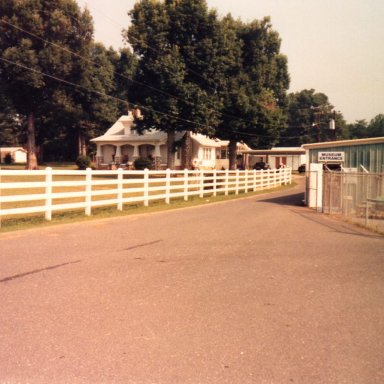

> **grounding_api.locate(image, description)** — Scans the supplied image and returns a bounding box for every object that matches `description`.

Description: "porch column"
[154,144,162,170]
[96,144,103,168]
[132,144,139,159]
[115,145,122,164]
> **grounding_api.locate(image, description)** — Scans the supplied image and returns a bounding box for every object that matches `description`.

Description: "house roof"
[303,137,384,149]
[91,115,252,150]
[0,147,27,153]
[190,133,223,148]
[243,147,305,155]
[92,129,169,143]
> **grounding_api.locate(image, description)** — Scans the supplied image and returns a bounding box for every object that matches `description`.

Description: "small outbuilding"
[0,147,27,164]
[242,147,306,171]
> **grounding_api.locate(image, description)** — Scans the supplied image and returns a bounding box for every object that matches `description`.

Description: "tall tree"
[280,89,347,146]
[214,16,289,168]
[126,0,221,168]
[347,120,368,139]
[0,0,93,168]
[74,42,121,157]
[126,2,289,169]
[367,114,384,138]
[109,47,138,114]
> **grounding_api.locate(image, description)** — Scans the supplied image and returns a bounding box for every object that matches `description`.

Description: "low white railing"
[0,167,292,221]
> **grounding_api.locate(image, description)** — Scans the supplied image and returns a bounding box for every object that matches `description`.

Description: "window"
[203,147,211,160]
[220,149,228,159]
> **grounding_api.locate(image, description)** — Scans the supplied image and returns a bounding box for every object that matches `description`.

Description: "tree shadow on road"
[258,192,305,207]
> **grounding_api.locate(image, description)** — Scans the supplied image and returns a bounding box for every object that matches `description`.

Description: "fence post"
[144,168,149,207]
[235,169,239,195]
[253,169,257,191]
[117,168,123,211]
[85,167,92,216]
[244,170,248,193]
[165,168,171,204]
[213,169,217,197]
[199,169,204,198]
[365,174,369,227]
[184,169,189,201]
[45,167,53,221]
[225,169,229,196]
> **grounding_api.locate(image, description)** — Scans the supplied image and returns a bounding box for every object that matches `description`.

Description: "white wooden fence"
[0,167,292,221]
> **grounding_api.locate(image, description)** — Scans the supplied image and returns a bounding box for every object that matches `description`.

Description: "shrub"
[4,153,14,165]
[75,155,92,170]
[133,157,153,170]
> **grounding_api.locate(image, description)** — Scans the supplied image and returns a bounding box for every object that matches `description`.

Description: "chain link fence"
[322,171,384,234]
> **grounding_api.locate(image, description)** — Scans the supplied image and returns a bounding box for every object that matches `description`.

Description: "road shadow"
[258,192,305,207]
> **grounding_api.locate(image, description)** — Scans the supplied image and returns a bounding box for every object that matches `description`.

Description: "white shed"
[0,147,27,164]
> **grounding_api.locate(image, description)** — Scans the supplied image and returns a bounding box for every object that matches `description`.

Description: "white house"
[0,147,27,164]
[242,147,306,171]
[91,113,250,170]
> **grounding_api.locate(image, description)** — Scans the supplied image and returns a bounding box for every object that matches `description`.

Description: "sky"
[78,0,384,123]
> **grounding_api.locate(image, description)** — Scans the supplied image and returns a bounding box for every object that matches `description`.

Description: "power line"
[0,17,314,142]
[1,54,323,143]
[80,0,219,90]
[0,19,196,108]
[0,56,214,132]
[0,17,268,129]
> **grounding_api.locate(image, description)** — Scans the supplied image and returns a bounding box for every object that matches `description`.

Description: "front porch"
[94,143,180,170]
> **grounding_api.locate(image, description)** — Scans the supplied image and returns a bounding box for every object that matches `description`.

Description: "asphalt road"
[1,178,383,384]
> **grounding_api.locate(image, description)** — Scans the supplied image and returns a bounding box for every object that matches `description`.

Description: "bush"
[133,157,153,170]
[75,155,92,170]
[4,153,14,165]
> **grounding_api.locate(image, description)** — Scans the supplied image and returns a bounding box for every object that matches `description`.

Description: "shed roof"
[0,147,27,153]
[303,137,384,149]
[243,147,305,156]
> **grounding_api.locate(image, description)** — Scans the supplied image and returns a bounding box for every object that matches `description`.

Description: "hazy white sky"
[78,0,384,123]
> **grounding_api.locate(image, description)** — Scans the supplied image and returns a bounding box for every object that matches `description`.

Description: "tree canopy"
[126,0,290,168]
[0,0,381,168]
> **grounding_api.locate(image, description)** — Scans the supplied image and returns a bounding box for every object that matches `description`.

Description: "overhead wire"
[0,56,214,132]
[0,16,322,141]
[1,17,277,134]
[80,0,220,91]
[0,55,322,141]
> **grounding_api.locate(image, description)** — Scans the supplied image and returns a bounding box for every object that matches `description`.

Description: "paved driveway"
[1,179,383,383]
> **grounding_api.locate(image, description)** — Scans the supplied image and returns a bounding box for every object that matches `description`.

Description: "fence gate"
[322,172,343,214]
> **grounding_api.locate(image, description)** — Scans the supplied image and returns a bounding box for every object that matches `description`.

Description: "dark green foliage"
[126,1,290,169]
[213,16,289,166]
[367,114,384,137]
[345,115,384,140]
[75,155,92,170]
[347,120,368,139]
[133,157,153,170]
[4,153,13,164]
[280,89,347,146]
[0,0,94,168]
[0,1,137,165]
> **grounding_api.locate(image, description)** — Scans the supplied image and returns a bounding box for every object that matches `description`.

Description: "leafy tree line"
[0,0,382,169]
[280,89,383,146]
[0,0,136,168]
